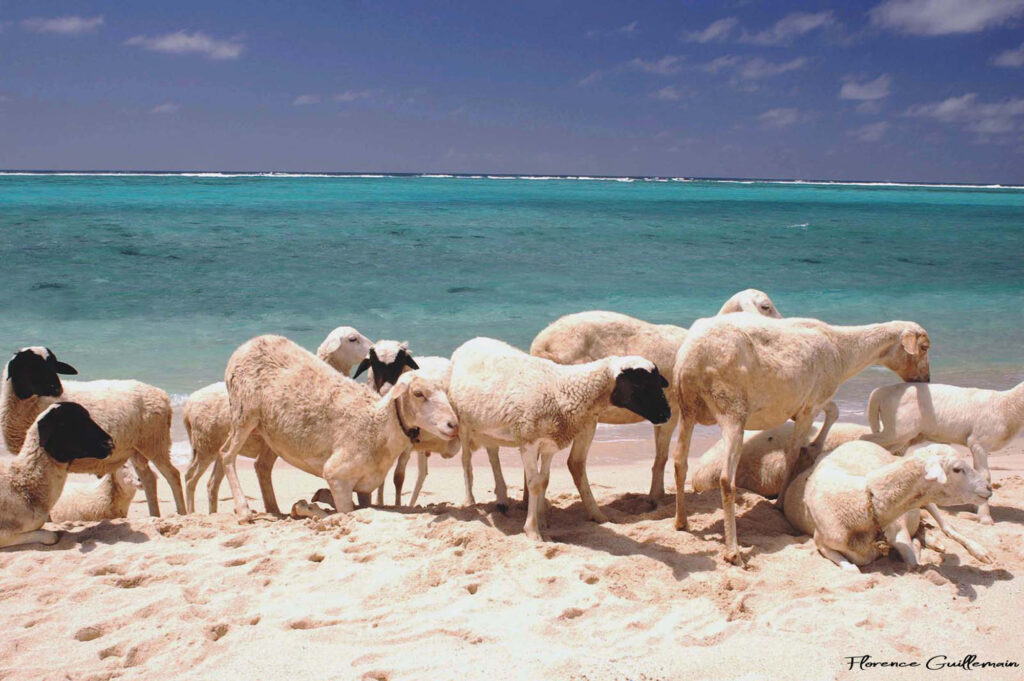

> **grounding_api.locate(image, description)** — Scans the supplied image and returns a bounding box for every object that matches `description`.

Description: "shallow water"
[1,174,1021,449]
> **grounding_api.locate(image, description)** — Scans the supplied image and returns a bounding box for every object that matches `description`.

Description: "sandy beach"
[2,433,1022,681]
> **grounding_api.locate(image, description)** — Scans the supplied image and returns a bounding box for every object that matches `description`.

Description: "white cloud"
[849,121,891,141]
[626,55,684,75]
[650,85,690,101]
[333,90,373,102]
[740,11,834,45]
[758,108,802,128]
[993,42,1024,67]
[700,55,742,73]
[577,70,604,87]
[738,56,808,80]
[586,21,639,39]
[905,93,1024,134]
[840,74,893,101]
[870,0,1024,35]
[149,102,181,115]
[680,17,738,43]
[292,94,321,106]
[21,15,103,35]
[126,31,245,60]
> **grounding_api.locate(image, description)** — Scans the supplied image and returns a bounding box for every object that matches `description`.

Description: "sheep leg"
[132,454,161,517]
[374,483,385,506]
[147,454,186,515]
[918,524,948,554]
[672,418,695,531]
[356,492,371,508]
[219,420,258,521]
[889,523,920,567]
[183,448,212,514]
[923,503,991,563]
[719,419,746,565]
[967,440,993,525]
[814,536,860,573]
[460,444,476,506]
[649,411,679,503]
[537,446,555,530]
[328,478,357,514]
[774,412,814,512]
[409,451,429,507]
[393,447,412,506]
[486,447,509,511]
[206,457,225,513]
[253,449,281,515]
[1,529,60,548]
[804,401,839,458]
[567,420,607,523]
[520,442,547,541]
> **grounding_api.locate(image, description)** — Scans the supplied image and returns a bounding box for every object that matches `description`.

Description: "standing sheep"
[672,316,931,564]
[783,441,991,571]
[865,380,1024,524]
[529,289,781,502]
[1,402,114,548]
[219,335,458,520]
[1,348,181,516]
[448,337,671,539]
[183,326,372,513]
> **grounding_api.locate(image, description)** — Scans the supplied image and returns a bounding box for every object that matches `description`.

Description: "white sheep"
[691,422,872,497]
[865,380,1024,525]
[49,464,141,522]
[529,289,781,502]
[672,315,931,564]
[782,441,992,571]
[218,335,459,520]
[182,326,372,513]
[1,402,114,548]
[448,337,671,539]
[1,347,181,516]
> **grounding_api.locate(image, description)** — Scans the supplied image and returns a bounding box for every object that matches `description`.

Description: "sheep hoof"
[235,509,256,525]
[723,550,746,567]
[673,517,688,531]
[41,530,60,546]
[979,515,994,526]
[590,512,610,524]
[523,526,545,541]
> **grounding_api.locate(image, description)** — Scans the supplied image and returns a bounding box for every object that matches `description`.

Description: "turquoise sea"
[1,173,1022,451]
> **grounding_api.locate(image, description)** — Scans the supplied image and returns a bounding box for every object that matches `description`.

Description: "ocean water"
[1,173,1022,450]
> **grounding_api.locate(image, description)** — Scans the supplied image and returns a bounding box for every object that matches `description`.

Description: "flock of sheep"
[2,288,1021,575]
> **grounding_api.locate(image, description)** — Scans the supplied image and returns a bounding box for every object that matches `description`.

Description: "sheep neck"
[393,398,420,444]
[317,350,353,376]
[827,322,904,384]
[0,379,49,454]
[863,457,930,529]
[9,429,69,509]
[552,361,615,432]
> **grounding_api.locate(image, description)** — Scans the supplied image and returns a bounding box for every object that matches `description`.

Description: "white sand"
[1,437,1023,681]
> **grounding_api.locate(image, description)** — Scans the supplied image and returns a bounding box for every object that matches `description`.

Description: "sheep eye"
[348,336,358,342]
[952,463,964,473]
[413,390,425,399]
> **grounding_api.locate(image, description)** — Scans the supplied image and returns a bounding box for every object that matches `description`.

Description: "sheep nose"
[445,421,459,436]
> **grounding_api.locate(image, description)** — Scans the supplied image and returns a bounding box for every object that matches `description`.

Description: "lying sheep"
[866,380,1024,525]
[219,335,459,520]
[183,326,372,513]
[1,402,114,548]
[49,464,141,522]
[529,289,781,503]
[673,315,931,564]
[448,337,671,539]
[782,441,992,571]
[691,422,872,497]
[1,347,181,516]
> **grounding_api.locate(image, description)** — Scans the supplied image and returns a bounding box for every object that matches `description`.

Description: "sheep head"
[608,356,671,425]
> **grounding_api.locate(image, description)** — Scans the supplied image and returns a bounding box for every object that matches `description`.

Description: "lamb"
[672,315,931,564]
[865,380,1024,525]
[529,289,781,502]
[1,402,114,548]
[49,464,140,522]
[1,347,181,516]
[782,441,992,571]
[183,326,372,513]
[218,335,459,520]
[448,337,671,539]
[691,422,872,497]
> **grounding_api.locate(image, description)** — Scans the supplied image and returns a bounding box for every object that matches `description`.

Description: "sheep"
[1,402,114,548]
[865,380,1024,525]
[353,340,419,394]
[182,326,372,513]
[49,464,140,522]
[448,337,671,539]
[782,441,992,572]
[218,335,459,521]
[672,315,931,564]
[1,347,181,516]
[529,289,781,503]
[691,422,872,497]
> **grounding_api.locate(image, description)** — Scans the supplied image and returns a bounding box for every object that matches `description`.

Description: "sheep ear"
[353,358,371,378]
[321,337,343,356]
[924,457,947,484]
[901,331,920,355]
[655,370,669,388]
[388,377,409,401]
[404,354,419,370]
[55,360,77,375]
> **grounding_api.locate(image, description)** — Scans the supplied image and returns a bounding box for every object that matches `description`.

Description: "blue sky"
[1,0,1023,182]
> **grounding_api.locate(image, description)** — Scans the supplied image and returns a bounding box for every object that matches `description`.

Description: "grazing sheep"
[672,316,931,564]
[529,289,781,502]
[1,402,114,548]
[691,422,872,497]
[1,347,181,516]
[49,464,140,522]
[219,335,459,520]
[865,380,1024,525]
[183,326,372,513]
[448,337,671,539]
[783,441,992,571]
